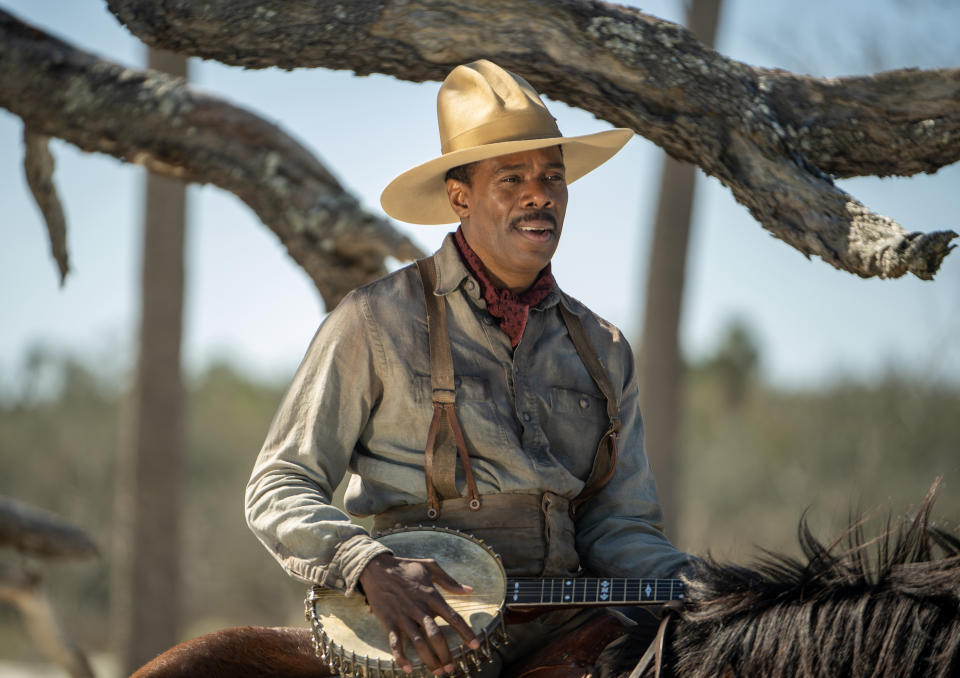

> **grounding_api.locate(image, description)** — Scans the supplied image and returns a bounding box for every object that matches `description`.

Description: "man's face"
[446,146,568,292]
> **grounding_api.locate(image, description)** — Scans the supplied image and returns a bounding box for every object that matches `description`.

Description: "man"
[246,60,690,676]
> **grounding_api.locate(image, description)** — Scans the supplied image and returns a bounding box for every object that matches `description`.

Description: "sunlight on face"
[446,146,568,293]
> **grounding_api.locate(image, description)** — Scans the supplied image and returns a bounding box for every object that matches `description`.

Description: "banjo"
[305,526,684,678]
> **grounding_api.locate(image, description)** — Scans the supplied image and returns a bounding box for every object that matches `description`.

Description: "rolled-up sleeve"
[244,288,392,594]
[574,338,692,579]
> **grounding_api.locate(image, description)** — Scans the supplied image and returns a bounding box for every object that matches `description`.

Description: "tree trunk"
[111,47,188,676]
[639,0,722,541]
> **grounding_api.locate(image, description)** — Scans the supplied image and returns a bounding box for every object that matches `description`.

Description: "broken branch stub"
[23,130,69,286]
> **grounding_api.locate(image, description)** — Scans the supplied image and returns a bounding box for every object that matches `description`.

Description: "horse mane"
[668,484,960,678]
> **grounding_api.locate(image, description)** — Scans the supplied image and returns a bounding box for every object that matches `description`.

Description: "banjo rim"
[305,526,509,678]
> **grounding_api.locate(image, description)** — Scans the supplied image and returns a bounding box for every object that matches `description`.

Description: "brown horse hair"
[130,625,332,678]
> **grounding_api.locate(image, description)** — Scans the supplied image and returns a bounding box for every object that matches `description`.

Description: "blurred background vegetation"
[3,0,959,674]
[2,331,958,663]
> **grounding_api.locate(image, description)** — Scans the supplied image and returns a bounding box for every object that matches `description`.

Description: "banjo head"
[307,527,508,677]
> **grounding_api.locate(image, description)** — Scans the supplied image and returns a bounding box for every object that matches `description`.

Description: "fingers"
[388,629,414,675]
[422,561,480,650]
[394,614,455,676]
[424,559,474,594]
[390,608,468,675]
[422,614,456,673]
[363,556,478,673]
[429,595,481,651]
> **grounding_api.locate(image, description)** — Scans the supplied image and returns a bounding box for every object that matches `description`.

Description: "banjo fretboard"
[505,577,684,607]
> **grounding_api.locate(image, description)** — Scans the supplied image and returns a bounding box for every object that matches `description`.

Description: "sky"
[1,0,959,394]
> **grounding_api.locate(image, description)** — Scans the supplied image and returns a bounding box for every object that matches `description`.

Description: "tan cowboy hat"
[380,60,634,225]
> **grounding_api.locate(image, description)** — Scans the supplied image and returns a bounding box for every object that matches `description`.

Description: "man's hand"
[358,553,481,675]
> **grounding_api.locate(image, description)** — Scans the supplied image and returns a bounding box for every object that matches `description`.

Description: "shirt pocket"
[547,387,609,479]
[414,374,491,403]
[413,374,509,460]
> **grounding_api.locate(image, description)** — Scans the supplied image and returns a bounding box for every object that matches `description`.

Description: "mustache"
[510,210,557,229]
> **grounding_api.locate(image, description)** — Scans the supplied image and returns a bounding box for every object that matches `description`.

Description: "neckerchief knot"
[454,227,554,347]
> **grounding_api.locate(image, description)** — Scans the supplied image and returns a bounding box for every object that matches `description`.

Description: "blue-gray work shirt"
[245,234,688,595]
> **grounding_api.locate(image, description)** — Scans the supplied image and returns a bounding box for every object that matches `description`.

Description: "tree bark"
[639,0,721,541]
[0,496,98,559]
[102,0,959,279]
[111,48,188,676]
[0,9,423,308]
[22,131,69,286]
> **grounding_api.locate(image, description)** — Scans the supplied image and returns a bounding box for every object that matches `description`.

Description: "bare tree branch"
[0,497,97,676]
[0,496,98,560]
[768,69,960,179]
[23,130,69,286]
[0,565,95,678]
[104,0,958,279]
[0,9,424,306]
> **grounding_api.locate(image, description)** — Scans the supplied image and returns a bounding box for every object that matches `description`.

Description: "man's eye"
[501,176,519,183]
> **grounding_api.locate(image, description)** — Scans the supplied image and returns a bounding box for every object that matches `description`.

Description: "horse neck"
[131,626,333,678]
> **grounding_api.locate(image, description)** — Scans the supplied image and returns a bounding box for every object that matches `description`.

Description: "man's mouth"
[512,211,557,237]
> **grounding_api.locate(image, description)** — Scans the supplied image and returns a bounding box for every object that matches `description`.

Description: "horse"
[600,483,960,678]
[129,625,324,677]
[132,487,960,678]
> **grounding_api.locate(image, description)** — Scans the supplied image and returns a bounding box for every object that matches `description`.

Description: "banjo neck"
[505,576,684,608]
[308,529,688,678]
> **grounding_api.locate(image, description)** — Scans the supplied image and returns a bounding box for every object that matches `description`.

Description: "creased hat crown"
[438,60,561,154]
[381,60,633,225]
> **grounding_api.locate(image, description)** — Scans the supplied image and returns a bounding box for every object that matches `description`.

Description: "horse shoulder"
[131,626,333,678]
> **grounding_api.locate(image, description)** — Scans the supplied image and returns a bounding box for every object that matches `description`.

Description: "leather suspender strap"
[558,304,621,517]
[414,253,619,521]
[416,257,481,518]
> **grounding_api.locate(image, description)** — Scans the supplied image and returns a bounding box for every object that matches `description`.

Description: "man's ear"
[445,179,471,219]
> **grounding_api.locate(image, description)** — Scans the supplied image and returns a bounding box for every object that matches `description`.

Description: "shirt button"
[484,316,495,325]
[466,280,476,291]
[579,398,589,409]
[522,412,532,422]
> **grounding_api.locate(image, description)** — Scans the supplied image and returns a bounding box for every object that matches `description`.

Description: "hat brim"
[380,128,634,225]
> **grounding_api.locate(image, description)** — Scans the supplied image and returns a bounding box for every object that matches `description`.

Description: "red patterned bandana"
[454,227,555,347]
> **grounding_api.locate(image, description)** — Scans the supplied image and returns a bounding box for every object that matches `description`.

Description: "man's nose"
[521,181,553,208]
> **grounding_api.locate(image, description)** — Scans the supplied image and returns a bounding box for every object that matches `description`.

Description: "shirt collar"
[431,230,563,311]
[432,232,475,297]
